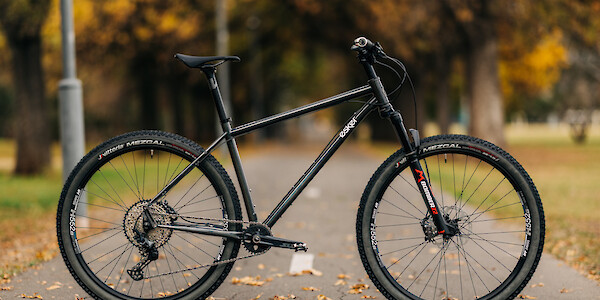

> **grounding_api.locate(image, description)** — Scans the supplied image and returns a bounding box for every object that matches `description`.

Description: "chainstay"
[142,208,268,279]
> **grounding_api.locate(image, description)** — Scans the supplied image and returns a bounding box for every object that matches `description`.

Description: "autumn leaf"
[20,293,43,299]
[337,273,351,279]
[559,288,571,293]
[361,296,376,299]
[289,268,323,277]
[351,283,369,290]
[0,286,12,290]
[334,279,347,286]
[231,276,265,286]
[251,293,263,300]
[301,286,320,291]
[530,282,544,288]
[517,295,536,299]
[45,282,63,291]
[317,295,332,300]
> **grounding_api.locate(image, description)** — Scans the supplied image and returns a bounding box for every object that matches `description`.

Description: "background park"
[0,0,599,298]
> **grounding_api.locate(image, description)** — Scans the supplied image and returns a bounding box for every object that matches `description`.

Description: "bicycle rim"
[362,138,542,299]
[64,144,234,299]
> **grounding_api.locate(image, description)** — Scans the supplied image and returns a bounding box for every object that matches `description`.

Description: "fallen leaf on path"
[351,283,369,290]
[317,295,332,300]
[288,268,322,277]
[559,288,571,293]
[46,284,62,290]
[20,293,43,299]
[337,273,351,279]
[348,288,363,294]
[0,286,12,290]
[301,286,320,291]
[517,295,536,299]
[334,279,347,286]
[231,276,265,286]
[258,264,265,270]
[361,296,376,299]
[251,293,263,300]
[530,282,544,288]
[271,295,296,299]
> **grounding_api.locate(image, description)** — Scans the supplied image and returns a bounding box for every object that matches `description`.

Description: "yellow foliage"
[500,30,568,98]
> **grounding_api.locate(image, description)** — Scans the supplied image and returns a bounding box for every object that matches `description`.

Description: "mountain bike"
[57,37,544,299]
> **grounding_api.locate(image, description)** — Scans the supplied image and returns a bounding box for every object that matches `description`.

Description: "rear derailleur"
[127,228,159,281]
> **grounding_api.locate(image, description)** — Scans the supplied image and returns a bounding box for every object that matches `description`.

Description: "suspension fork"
[363,61,454,236]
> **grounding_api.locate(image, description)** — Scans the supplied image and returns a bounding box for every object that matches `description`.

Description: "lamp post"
[59,0,87,220]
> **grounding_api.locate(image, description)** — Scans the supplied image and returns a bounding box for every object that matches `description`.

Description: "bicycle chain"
[140,209,268,280]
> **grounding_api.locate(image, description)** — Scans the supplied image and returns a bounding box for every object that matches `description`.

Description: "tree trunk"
[9,34,51,174]
[436,54,451,135]
[132,53,159,130]
[467,36,506,146]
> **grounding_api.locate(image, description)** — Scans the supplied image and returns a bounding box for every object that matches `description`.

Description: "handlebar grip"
[353,37,376,50]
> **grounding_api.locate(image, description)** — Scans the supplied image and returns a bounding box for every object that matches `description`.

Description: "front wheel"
[357,135,544,300]
[57,130,242,299]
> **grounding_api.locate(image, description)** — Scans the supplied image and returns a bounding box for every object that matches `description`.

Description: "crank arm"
[255,235,308,252]
[157,224,243,240]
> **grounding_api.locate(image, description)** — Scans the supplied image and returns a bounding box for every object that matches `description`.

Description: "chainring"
[243,224,272,253]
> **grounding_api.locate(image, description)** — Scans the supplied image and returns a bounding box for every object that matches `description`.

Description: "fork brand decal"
[415,169,438,215]
[415,169,425,183]
[70,189,82,254]
[420,181,438,215]
[339,117,357,138]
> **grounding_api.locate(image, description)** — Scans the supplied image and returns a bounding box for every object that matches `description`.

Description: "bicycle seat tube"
[355,40,454,236]
[202,66,258,222]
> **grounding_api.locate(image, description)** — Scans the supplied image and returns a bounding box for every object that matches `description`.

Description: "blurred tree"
[0,0,52,174]
[442,0,509,146]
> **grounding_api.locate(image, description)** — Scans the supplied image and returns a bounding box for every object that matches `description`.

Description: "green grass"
[0,171,62,220]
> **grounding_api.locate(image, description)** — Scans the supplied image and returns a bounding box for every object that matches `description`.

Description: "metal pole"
[59,0,87,220]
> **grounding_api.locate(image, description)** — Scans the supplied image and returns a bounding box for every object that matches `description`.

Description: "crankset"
[243,224,308,253]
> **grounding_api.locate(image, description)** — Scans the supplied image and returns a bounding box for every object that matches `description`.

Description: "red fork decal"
[415,169,425,183]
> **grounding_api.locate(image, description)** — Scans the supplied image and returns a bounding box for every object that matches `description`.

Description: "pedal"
[293,243,308,252]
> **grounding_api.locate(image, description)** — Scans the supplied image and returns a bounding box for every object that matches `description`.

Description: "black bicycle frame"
[149,55,452,238]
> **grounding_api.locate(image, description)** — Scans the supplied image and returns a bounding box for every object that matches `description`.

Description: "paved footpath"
[2,146,599,299]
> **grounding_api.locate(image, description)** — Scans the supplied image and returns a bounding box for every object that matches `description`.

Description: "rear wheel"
[57,130,242,299]
[357,135,544,299]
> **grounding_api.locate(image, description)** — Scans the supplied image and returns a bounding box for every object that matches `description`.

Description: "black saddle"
[174,54,240,69]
